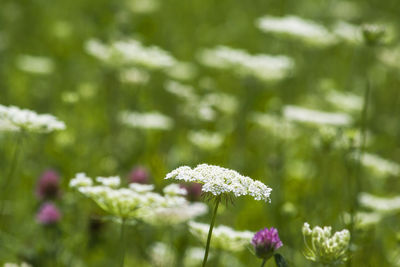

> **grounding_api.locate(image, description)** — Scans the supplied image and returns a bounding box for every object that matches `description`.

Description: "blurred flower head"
[252,227,283,260]
[36,202,61,225]
[36,169,61,200]
[128,166,150,184]
[362,24,386,46]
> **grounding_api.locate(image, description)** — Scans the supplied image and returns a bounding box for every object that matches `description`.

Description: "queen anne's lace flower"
[165,164,272,202]
[0,105,66,133]
[119,111,174,130]
[302,222,350,265]
[69,173,93,188]
[96,176,121,188]
[189,221,253,252]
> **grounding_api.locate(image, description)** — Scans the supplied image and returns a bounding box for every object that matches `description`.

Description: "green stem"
[261,258,267,267]
[202,196,221,267]
[0,133,23,219]
[119,219,127,267]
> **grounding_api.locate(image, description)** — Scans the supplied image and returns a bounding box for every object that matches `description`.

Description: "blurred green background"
[1,0,400,266]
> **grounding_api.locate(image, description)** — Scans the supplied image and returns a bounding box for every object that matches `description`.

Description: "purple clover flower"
[36,202,61,225]
[36,169,61,200]
[128,166,150,184]
[252,227,283,260]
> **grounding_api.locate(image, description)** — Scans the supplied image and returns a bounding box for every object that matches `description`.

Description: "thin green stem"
[0,133,24,219]
[202,196,221,267]
[119,219,127,267]
[261,258,267,267]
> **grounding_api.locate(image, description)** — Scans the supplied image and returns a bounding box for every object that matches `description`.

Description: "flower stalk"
[202,195,221,267]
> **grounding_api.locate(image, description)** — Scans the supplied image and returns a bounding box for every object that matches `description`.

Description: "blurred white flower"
[150,242,175,267]
[129,183,155,193]
[199,46,294,81]
[342,211,382,229]
[188,130,225,150]
[379,46,400,70]
[333,21,363,45]
[189,221,253,252]
[96,176,121,188]
[85,39,177,70]
[165,80,197,100]
[165,164,272,202]
[166,62,197,81]
[69,173,93,188]
[119,67,150,85]
[283,105,352,127]
[163,183,188,196]
[250,112,298,139]
[127,0,160,14]
[119,111,174,130]
[360,153,400,177]
[184,247,208,267]
[324,90,363,113]
[359,192,400,213]
[4,263,32,267]
[0,105,66,133]
[16,55,54,74]
[302,222,350,265]
[256,15,337,47]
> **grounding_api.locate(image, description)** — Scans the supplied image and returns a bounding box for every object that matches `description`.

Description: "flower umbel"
[302,222,350,265]
[252,227,283,260]
[165,164,272,202]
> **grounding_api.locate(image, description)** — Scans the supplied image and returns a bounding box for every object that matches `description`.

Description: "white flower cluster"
[324,90,363,113]
[283,105,353,127]
[256,15,337,47]
[119,111,174,130]
[70,173,206,224]
[189,221,253,252]
[360,153,400,178]
[16,55,54,75]
[250,112,298,140]
[85,39,177,70]
[332,21,363,45]
[165,164,272,202]
[199,46,294,81]
[4,263,31,267]
[302,222,350,265]
[0,104,66,133]
[359,192,400,213]
[188,130,225,150]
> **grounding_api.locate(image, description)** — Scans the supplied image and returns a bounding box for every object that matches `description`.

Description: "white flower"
[0,105,66,133]
[69,173,93,188]
[251,112,298,139]
[188,130,225,150]
[302,222,350,265]
[256,15,337,47]
[163,183,187,196]
[129,183,155,193]
[184,247,207,267]
[333,21,363,45]
[119,67,150,85]
[324,90,363,113]
[4,263,31,267]
[199,46,294,81]
[165,80,197,101]
[119,111,174,130]
[283,105,352,127]
[359,192,400,213]
[165,164,272,202]
[16,55,54,74]
[128,0,160,14]
[166,62,197,81]
[360,153,400,178]
[189,221,253,252]
[96,176,121,188]
[85,39,177,70]
[150,242,175,267]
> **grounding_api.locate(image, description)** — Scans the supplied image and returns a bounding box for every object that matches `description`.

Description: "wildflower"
[119,111,174,130]
[69,172,93,188]
[283,105,352,127]
[252,227,283,261]
[250,112,298,140]
[4,263,32,267]
[199,46,294,81]
[359,153,400,178]
[188,130,225,150]
[180,183,202,202]
[96,176,121,188]
[362,24,386,46]
[189,221,253,252]
[36,202,61,225]
[36,169,61,200]
[302,222,350,265]
[165,164,272,202]
[332,22,363,45]
[129,183,155,193]
[359,192,400,213]
[0,105,66,133]
[256,15,337,47]
[128,166,150,184]
[16,55,54,75]
[119,67,150,85]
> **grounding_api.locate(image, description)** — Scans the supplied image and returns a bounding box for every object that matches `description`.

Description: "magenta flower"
[180,183,202,202]
[36,202,61,225]
[36,169,61,200]
[128,166,150,184]
[252,227,283,260]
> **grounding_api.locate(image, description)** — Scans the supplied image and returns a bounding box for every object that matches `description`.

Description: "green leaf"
[274,253,289,267]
